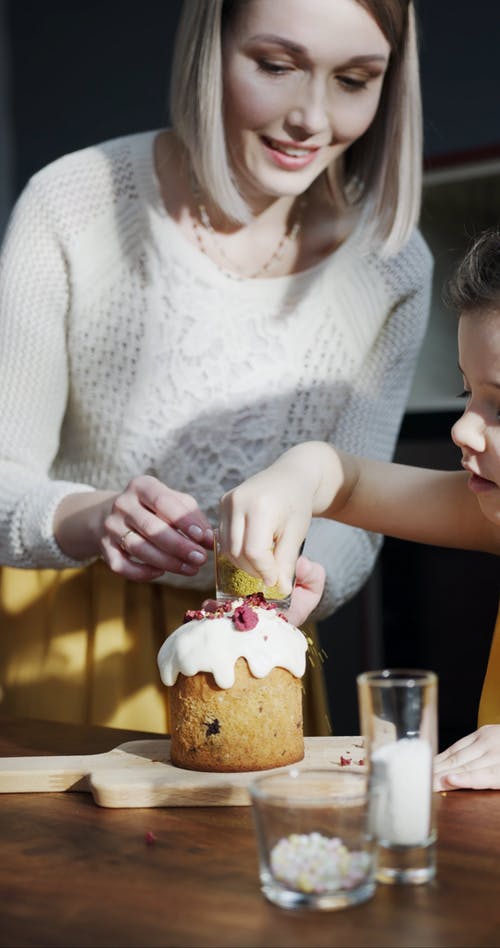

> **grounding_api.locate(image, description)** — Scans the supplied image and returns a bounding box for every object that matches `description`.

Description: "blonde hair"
[170,0,422,255]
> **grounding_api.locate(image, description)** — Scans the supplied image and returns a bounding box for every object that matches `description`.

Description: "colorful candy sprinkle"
[270,832,370,894]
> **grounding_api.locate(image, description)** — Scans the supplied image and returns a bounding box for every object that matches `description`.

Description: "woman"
[0,0,432,732]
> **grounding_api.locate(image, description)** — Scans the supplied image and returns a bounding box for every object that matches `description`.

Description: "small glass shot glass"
[357,669,438,885]
[213,529,295,609]
[249,769,376,911]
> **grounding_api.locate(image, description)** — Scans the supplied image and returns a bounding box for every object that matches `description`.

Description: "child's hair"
[169,0,422,256]
[447,228,500,315]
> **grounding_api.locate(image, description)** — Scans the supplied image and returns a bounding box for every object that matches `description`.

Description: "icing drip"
[157,597,307,689]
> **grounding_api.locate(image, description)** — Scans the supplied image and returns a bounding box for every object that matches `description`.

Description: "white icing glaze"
[157,600,307,689]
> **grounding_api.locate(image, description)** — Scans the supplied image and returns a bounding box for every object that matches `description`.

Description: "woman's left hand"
[285,554,325,628]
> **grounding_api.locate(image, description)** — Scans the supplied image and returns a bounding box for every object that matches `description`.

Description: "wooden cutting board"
[0,736,365,808]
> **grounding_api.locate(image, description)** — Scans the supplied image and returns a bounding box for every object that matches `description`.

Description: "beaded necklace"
[191,192,304,281]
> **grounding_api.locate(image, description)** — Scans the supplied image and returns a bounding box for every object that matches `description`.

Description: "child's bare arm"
[330,454,500,554]
[219,441,500,595]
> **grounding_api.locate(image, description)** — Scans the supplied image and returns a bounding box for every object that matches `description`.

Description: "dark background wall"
[6,0,179,196]
[5,0,500,195]
[2,0,500,747]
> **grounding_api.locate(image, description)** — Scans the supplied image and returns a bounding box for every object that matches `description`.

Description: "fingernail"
[188,550,206,564]
[188,525,203,540]
[180,563,197,575]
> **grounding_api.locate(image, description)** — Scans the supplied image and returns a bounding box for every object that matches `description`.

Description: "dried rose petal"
[184,609,205,622]
[244,592,273,610]
[233,604,259,630]
[145,831,157,845]
[340,755,352,767]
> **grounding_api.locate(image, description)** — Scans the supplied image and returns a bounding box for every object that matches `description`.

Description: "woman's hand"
[54,475,214,582]
[433,725,500,790]
[285,555,326,628]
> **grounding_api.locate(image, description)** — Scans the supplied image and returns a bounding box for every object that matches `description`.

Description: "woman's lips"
[467,472,498,494]
[261,135,320,170]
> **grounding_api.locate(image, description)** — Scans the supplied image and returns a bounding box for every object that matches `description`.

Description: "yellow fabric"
[301,620,332,737]
[478,601,500,726]
[0,562,331,736]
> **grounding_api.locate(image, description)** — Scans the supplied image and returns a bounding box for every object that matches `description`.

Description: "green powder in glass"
[217,554,285,601]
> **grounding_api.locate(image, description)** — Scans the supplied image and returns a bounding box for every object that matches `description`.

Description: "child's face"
[452,308,500,527]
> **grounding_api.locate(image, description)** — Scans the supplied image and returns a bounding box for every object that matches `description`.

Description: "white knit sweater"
[0,131,432,618]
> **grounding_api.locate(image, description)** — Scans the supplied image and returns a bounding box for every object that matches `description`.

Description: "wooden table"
[1,716,500,948]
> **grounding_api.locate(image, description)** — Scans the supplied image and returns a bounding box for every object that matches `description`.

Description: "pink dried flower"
[233,604,259,631]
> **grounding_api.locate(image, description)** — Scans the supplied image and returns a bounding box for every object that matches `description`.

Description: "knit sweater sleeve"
[0,176,95,568]
[305,231,433,620]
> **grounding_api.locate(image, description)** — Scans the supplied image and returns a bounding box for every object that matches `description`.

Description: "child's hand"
[285,555,326,628]
[433,725,500,790]
[202,556,324,629]
[218,452,317,597]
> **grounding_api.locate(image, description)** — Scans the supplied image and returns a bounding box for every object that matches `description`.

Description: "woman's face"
[222,0,391,208]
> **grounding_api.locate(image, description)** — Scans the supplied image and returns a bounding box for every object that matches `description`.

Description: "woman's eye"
[457,389,470,399]
[257,59,293,76]
[337,75,368,91]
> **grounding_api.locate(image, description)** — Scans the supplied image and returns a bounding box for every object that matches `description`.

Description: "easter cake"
[157,594,307,772]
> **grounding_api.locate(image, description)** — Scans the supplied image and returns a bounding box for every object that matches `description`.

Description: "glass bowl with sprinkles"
[249,769,376,910]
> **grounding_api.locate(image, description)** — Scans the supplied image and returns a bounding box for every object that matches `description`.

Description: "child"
[218,227,500,790]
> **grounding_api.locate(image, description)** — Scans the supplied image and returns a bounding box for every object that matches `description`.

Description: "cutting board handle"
[0,751,107,792]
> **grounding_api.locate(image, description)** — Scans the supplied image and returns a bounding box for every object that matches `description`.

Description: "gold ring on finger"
[120,529,135,553]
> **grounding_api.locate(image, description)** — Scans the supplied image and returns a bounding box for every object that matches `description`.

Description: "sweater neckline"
[134,130,362,289]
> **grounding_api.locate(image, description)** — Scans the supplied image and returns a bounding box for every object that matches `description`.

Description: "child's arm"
[434,726,500,790]
[219,441,500,595]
